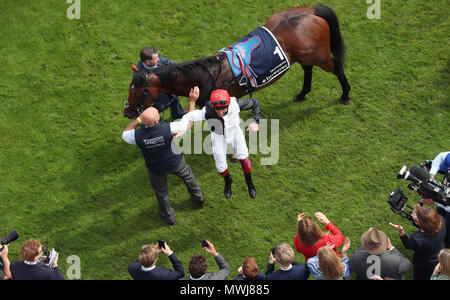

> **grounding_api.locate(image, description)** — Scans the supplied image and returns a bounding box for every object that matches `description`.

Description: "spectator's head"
[317,245,345,280]
[140,47,159,67]
[189,254,207,279]
[273,244,295,268]
[414,206,442,236]
[242,257,259,279]
[19,239,42,262]
[138,244,158,268]
[361,227,389,255]
[141,107,160,127]
[437,249,450,277]
[297,217,325,245]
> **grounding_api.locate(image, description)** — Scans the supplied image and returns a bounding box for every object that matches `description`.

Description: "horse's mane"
[150,54,225,84]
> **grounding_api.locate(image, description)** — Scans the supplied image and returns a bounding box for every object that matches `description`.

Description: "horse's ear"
[130,63,139,72]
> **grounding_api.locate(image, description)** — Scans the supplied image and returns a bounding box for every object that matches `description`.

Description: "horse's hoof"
[293,95,306,103]
[340,97,351,105]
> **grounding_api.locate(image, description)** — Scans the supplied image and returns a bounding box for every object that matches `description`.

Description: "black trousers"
[147,157,203,224]
[153,92,184,119]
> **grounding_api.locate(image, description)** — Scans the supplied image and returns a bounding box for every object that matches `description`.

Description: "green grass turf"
[0,0,448,280]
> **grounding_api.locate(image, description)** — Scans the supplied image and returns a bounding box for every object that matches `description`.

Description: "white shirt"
[122,122,188,145]
[178,98,242,140]
[430,151,450,175]
[141,265,156,272]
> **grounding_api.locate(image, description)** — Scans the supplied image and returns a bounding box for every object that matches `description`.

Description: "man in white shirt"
[121,87,204,225]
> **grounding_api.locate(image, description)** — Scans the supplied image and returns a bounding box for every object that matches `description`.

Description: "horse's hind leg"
[333,59,351,104]
[319,58,351,105]
[293,65,313,102]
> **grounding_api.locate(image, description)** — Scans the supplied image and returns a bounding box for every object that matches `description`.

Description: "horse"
[123,4,351,119]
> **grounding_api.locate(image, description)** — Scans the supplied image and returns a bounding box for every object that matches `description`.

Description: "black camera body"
[0,230,19,268]
[388,164,450,227]
[397,164,450,206]
[40,239,58,268]
[387,188,418,227]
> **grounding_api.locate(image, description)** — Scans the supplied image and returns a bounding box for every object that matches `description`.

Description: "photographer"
[0,245,12,280]
[180,240,230,280]
[10,239,64,280]
[265,243,310,280]
[389,204,446,280]
[128,241,185,280]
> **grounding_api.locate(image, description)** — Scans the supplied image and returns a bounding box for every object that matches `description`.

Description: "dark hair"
[140,47,158,62]
[189,254,207,279]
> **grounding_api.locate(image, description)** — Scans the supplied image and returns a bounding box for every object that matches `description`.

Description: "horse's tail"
[312,4,345,64]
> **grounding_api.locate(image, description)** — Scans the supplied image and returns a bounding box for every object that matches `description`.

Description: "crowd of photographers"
[1,152,449,280]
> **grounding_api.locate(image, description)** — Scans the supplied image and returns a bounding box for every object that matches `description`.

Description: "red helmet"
[210,89,230,110]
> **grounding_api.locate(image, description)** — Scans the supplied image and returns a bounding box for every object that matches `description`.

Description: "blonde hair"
[297,217,325,245]
[438,249,450,277]
[138,244,158,268]
[317,246,344,280]
[274,244,295,267]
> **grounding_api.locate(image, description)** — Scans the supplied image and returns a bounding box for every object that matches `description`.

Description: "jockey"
[176,88,260,199]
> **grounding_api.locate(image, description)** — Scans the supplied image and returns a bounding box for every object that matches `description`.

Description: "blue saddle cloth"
[219,27,290,88]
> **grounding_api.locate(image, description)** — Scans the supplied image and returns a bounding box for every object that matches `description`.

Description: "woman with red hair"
[390,204,446,280]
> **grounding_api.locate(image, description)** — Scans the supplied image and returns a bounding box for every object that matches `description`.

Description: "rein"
[208,54,236,93]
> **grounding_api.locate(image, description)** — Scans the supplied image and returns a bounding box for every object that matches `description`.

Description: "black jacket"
[10,261,65,280]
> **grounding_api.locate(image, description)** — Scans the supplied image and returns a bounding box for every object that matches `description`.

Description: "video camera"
[387,188,418,227]
[397,164,450,206]
[388,164,450,226]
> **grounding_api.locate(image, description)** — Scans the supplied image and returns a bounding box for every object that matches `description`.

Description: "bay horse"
[123,4,351,119]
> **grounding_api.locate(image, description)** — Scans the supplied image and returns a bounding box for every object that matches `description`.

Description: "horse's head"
[123,67,160,119]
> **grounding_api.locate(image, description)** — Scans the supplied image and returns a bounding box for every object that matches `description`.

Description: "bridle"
[124,72,157,115]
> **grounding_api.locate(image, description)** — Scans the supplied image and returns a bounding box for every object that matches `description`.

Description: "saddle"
[221,36,261,87]
[219,27,290,90]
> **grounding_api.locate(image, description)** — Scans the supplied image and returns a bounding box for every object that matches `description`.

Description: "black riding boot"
[244,172,256,198]
[223,173,232,198]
